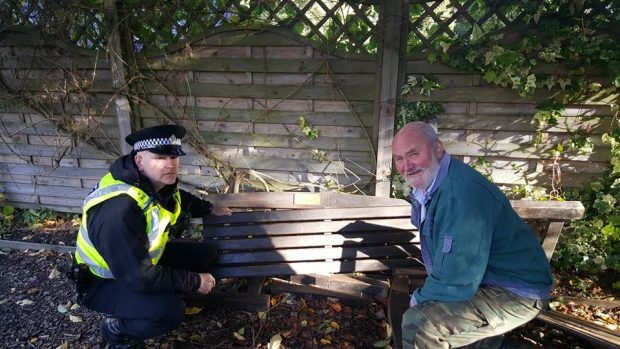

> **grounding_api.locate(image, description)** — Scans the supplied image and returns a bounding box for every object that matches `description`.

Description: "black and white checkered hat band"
[133,136,182,151]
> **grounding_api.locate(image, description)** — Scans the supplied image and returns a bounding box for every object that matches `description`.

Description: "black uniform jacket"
[85,154,213,294]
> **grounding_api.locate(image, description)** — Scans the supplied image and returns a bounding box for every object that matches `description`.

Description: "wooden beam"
[104,0,133,155]
[541,221,565,261]
[184,293,270,312]
[536,311,620,349]
[374,0,407,197]
[266,277,374,305]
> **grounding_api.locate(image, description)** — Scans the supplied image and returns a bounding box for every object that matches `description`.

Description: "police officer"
[74,124,232,348]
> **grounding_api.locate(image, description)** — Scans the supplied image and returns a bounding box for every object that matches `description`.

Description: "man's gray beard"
[405,154,441,191]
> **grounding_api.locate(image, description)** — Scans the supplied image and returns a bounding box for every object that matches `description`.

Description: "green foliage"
[299,116,320,140]
[441,1,620,102]
[401,75,443,97]
[553,126,620,278]
[397,101,444,128]
[397,75,445,127]
[21,208,61,229]
[533,99,564,130]
[0,193,16,236]
[391,174,410,200]
[470,157,493,181]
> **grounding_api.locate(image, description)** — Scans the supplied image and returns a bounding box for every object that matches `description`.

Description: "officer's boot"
[100,316,145,349]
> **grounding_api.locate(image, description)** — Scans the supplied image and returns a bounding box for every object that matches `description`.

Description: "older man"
[392,122,552,349]
[74,125,231,348]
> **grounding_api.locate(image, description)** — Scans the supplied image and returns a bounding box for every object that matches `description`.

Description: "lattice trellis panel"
[0,1,379,54]
[407,0,526,52]
[0,0,106,50]
[124,0,380,54]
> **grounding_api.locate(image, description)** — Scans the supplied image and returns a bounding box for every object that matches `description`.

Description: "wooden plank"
[180,145,371,164]
[142,118,368,139]
[204,205,412,224]
[553,296,620,310]
[203,192,409,210]
[185,293,270,312]
[536,311,620,349]
[151,107,374,127]
[490,170,598,188]
[207,218,415,237]
[388,275,411,349]
[104,0,133,154]
[35,176,81,187]
[290,274,389,298]
[39,196,85,208]
[0,56,109,69]
[1,182,90,198]
[191,30,305,47]
[211,258,423,278]
[374,0,406,197]
[0,143,113,160]
[443,141,610,162]
[0,163,106,179]
[403,87,551,103]
[190,45,252,58]
[541,221,565,261]
[145,57,377,74]
[209,231,417,250]
[267,277,374,303]
[0,112,24,122]
[143,82,375,101]
[216,245,421,265]
[437,114,613,134]
[509,200,585,220]
[0,239,75,253]
[0,173,33,183]
[199,131,372,151]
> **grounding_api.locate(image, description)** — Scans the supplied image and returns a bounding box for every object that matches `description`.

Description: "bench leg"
[388,275,411,349]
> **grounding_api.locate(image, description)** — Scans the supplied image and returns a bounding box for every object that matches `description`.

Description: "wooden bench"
[197,192,585,346]
[195,192,418,309]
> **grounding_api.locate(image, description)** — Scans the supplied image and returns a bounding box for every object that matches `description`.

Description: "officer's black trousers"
[83,240,217,340]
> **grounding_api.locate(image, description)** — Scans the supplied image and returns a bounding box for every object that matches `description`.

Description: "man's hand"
[211,205,232,216]
[197,273,216,295]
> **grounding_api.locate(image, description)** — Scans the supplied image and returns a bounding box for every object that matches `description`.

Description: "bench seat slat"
[209,231,419,250]
[216,245,422,264]
[205,218,415,237]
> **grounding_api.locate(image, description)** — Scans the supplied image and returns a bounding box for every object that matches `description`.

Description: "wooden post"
[374,0,407,197]
[104,0,133,155]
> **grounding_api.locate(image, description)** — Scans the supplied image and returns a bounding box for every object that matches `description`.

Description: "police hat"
[125,125,186,156]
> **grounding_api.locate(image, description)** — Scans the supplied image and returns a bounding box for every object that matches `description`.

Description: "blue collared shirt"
[410,154,451,279]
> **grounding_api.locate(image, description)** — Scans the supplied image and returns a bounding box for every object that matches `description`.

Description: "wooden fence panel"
[0,27,613,212]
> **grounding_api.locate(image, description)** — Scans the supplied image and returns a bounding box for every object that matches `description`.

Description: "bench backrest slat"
[213,258,424,278]
[210,231,419,250]
[205,218,414,237]
[204,206,412,224]
[215,245,422,265]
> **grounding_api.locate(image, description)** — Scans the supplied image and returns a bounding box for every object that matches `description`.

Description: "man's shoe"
[100,317,145,349]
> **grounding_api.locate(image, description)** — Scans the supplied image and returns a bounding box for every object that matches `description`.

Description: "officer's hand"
[211,205,232,216]
[197,273,216,295]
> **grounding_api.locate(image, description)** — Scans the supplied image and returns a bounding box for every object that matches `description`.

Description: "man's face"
[134,151,180,191]
[392,127,443,191]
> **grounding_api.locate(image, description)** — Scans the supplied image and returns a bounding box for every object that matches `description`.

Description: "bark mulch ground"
[0,224,616,348]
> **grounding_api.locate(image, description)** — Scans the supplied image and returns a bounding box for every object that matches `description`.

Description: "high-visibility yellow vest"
[75,173,181,278]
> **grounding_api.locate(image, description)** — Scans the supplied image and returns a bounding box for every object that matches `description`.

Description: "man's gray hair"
[401,121,439,143]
